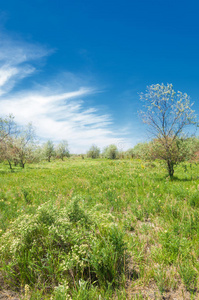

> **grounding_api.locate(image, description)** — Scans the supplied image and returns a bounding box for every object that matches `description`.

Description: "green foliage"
[89,225,126,287]
[0,198,126,292]
[189,191,199,208]
[87,145,100,159]
[0,117,38,169]
[140,83,197,177]
[1,159,199,298]
[13,123,37,168]
[131,137,199,176]
[43,140,55,162]
[132,142,152,160]
[125,148,134,158]
[56,140,70,161]
[103,144,119,159]
[53,281,72,300]
[179,263,198,292]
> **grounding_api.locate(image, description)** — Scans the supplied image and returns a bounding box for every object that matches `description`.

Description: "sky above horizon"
[0,0,199,153]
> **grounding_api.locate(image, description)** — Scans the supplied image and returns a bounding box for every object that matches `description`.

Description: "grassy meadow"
[1,157,199,299]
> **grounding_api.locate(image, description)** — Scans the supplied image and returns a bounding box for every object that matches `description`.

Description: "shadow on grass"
[155,174,199,182]
[0,165,50,174]
[27,166,49,170]
[170,176,199,182]
[0,170,9,175]
[0,167,23,174]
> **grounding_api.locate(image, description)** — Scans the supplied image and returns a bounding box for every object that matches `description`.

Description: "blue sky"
[0,0,199,153]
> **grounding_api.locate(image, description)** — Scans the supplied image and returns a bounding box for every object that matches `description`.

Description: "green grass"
[0,158,199,299]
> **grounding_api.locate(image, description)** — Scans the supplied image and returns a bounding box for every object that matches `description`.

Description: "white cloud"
[0,32,51,95]
[0,66,18,86]
[0,32,51,65]
[0,87,127,153]
[0,33,129,153]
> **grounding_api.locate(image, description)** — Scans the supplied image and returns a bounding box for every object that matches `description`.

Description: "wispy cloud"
[0,33,129,153]
[0,32,50,64]
[0,32,51,95]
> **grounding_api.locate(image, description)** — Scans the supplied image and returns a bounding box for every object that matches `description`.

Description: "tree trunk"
[167,160,174,178]
[7,160,12,170]
[20,160,25,168]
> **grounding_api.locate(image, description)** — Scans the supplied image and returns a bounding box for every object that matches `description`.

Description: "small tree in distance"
[140,83,197,177]
[43,140,55,162]
[132,142,152,160]
[103,144,119,159]
[13,123,36,168]
[56,140,70,160]
[87,145,100,159]
[0,119,36,169]
[0,115,17,143]
[0,115,18,168]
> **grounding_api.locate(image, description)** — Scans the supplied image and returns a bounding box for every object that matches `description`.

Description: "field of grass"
[1,158,199,299]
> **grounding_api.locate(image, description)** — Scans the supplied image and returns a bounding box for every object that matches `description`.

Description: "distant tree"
[0,115,17,143]
[140,83,197,177]
[43,140,55,162]
[103,144,119,159]
[188,137,199,160]
[132,142,152,160]
[56,140,70,160]
[124,148,134,159]
[118,151,125,159]
[150,136,198,164]
[13,123,36,168]
[0,122,37,169]
[0,117,40,169]
[0,135,16,169]
[0,115,17,164]
[87,145,100,159]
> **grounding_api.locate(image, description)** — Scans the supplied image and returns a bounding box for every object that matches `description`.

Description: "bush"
[132,142,152,160]
[56,140,70,161]
[0,198,127,292]
[103,145,119,159]
[87,145,100,159]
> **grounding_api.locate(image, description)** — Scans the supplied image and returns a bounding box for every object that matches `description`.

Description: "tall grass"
[0,158,199,298]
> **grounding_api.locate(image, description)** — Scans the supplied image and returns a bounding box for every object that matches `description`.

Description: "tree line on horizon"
[0,116,70,169]
[0,83,199,177]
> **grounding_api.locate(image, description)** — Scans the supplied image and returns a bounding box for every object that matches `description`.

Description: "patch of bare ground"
[136,218,163,233]
[0,291,20,300]
[126,280,197,299]
[0,273,20,300]
[132,218,162,255]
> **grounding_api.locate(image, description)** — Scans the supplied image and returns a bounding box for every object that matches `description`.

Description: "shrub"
[132,142,152,160]
[87,145,100,159]
[56,140,70,161]
[103,145,119,159]
[0,198,127,292]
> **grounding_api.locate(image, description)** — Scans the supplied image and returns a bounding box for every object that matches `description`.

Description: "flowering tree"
[0,115,17,167]
[0,118,37,169]
[0,115,17,142]
[13,123,36,168]
[140,83,197,177]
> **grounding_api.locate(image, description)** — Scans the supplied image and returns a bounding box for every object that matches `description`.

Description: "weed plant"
[0,197,127,298]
